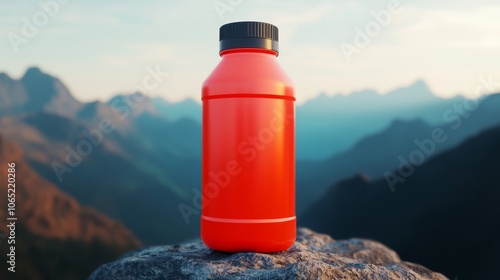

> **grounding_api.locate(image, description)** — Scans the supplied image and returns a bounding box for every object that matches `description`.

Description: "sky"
[1,0,499,104]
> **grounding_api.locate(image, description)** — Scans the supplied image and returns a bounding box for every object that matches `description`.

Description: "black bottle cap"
[219,21,279,53]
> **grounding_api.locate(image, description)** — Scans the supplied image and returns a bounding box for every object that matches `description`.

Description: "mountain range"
[0,67,82,117]
[300,123,500,279]
[296,93,500,213]
[296,80,475,159]
[121,76,487,162]
[2,67,498,225]
[152,96,201,123]
[148,78,473,161]
[0,67,201,246]
[1,66,498,279]
[0,135,140,280]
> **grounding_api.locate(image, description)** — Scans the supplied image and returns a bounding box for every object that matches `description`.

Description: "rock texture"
[89,228,447,280]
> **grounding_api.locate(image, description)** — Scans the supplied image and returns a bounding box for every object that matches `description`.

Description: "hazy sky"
[1,0,499,103]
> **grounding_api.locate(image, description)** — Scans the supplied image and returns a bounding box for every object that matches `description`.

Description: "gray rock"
[89,228,447,280]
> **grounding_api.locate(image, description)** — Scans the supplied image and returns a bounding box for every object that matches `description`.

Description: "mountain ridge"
[296,95,500,214]
[0,134,141,246]
[0,68,202,245]
[0,134,141,280]
[300,79,438,114]
[0,67,82,117]
[301,124,500,279]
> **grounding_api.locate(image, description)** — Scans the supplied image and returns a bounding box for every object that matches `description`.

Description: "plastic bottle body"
[201,49,295,252]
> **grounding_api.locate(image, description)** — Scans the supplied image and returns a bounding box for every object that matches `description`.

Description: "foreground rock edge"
[89,228,447,280]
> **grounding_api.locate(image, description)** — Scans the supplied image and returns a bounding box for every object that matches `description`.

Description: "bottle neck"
[219,48,278,57]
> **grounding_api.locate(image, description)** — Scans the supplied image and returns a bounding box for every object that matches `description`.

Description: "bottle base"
[201,216,296,253]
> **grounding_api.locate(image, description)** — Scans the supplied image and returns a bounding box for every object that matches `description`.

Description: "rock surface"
[89,228,447,280]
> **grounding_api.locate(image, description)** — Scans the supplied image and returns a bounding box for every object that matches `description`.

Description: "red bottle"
[201,21,295,252]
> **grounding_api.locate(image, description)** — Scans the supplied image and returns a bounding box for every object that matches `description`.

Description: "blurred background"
[1,0,499,279]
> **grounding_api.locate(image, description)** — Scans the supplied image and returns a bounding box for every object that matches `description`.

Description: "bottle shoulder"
[202,52,294,98]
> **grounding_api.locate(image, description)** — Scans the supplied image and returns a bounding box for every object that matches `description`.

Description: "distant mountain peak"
[22,66,44,78]
[151,96,202,123]
[108,91,159,118]
[386,79,435,99]
[316,92,329,99]
[178,97,200,105]
[412,79,427,87]
[77,100,106,118]
[0,72,11,81]
[21,67,57,85]
[111,91,149,99]
[21,66,55,84]
[300,80,439,115]
[409,79,432,93]
[0,67,82,117]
